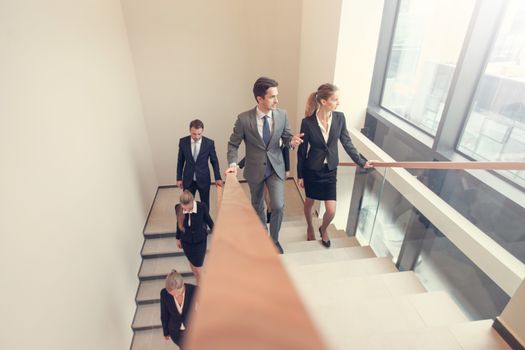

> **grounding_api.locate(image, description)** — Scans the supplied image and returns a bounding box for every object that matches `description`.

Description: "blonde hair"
[165,269,184,291]
[304,83,339,116]
[176,190,194,232]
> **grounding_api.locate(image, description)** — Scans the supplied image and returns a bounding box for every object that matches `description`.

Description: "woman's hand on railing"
[364,160,377,168]
[297,178,304,188]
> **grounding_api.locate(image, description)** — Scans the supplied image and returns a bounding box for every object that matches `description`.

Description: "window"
[457,0,525,187]
[381,0,475,134]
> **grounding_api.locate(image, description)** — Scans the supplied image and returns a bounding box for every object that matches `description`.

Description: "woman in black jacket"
[297,84,373,247]
[175,190,214,284]
[160,270,197,348]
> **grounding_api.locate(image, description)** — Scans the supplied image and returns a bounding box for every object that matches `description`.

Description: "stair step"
[331,320,510,350]
[305,291,468,350]
[281,246,376,266]
[283,237,360,253]
[286,256,398,283]
[142,236,212,259]
[280,224,346,243]
[132,328,180,350]
[132,303,162,330]
[141,237,183,258]
[295,271,426,306]
[144,187,180,236]
[137,276,197,304]
[139,256,192,280]
[448,319,511,350]
[280,217,321,228]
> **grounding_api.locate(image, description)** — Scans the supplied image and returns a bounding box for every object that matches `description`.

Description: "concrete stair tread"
[280,217,321,228]
[279,224,346,243]
[139,256,192,279]
[133,303,161,330]
[448,319,512,350]
[280,245,376,266]
[295,271,426,305]
[142,236,212,258]
[142,237,183,257]
[132,328,180,350]
[286,256,398,283]
[137,276,197,304]
[349,319,511,350]
[305,291,468,350]
[282,237,359,253]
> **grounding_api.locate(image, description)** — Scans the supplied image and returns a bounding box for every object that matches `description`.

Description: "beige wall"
[0,1,157,349]
[295,0,383,229]
[121,0,302,185]
[500,278,525,346]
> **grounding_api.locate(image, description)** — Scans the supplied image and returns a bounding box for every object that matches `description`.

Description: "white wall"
[121,0,302,185]
[0,1,157,349]
[295,0,383,230]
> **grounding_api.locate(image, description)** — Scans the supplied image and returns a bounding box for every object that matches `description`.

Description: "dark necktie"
[263,116,272,178]
[263,115,270,146]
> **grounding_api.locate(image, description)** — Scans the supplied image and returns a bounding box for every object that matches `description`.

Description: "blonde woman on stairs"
[175,190,213,284]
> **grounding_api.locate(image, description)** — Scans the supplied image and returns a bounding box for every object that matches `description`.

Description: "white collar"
[183,204,197,214]
[256,107,273,119]
[191,138,202,144]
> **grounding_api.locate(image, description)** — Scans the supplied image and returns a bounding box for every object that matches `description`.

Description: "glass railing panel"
[414,168,525,264]
[360,169,512,320]
[354,168,388,247]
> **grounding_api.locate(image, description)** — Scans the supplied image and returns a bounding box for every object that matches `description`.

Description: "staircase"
[130,181,511,349]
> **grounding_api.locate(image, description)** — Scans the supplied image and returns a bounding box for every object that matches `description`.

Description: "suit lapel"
[310,115,327,146]
[249,107,266,149]
[326,113,338,146]
[269,110,281,147]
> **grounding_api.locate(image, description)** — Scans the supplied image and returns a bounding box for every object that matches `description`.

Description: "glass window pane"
[458,0,525,186]
[381,0,475,135]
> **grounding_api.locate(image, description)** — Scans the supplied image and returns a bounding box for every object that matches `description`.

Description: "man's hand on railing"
[225,166,238,175]
[297,178,304,188]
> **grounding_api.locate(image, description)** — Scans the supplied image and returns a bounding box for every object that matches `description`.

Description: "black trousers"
[186,181,210,211]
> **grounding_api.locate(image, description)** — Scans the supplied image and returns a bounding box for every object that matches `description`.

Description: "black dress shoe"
[319,227,331,248]
[275,241,284,254]
[266,211,272,223]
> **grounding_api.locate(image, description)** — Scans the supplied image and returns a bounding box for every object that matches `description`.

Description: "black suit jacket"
[175,201,214,243]
[177,136,222,188]
[160,284,197,339]
[297,111,366,179]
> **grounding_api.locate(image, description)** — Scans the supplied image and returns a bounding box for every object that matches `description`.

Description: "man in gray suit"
[226,77,303,254]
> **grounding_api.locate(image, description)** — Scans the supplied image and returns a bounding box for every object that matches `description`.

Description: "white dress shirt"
[316,110,332,164]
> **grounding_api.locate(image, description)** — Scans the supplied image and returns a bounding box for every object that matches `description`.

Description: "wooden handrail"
[185,173,327,350]
[339,161,525,170]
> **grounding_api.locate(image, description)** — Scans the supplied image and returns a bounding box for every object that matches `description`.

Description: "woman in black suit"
[297,83,373,247]
[175,190,214,284]
[160,270,197,348]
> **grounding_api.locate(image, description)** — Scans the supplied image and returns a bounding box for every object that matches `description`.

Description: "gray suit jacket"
[227,107,293,182]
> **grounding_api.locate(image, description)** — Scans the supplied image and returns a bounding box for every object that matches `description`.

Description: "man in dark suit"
[177,119,223,210]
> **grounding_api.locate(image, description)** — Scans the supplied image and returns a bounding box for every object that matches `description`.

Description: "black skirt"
[181,239,207,267]
[304,164,337,201]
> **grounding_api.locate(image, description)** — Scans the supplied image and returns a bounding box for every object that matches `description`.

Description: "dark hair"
[305,83,338,116]
[189,119,204,130]
[253,77,278,102]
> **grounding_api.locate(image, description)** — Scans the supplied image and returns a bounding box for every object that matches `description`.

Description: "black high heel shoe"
[319,227,331,248]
